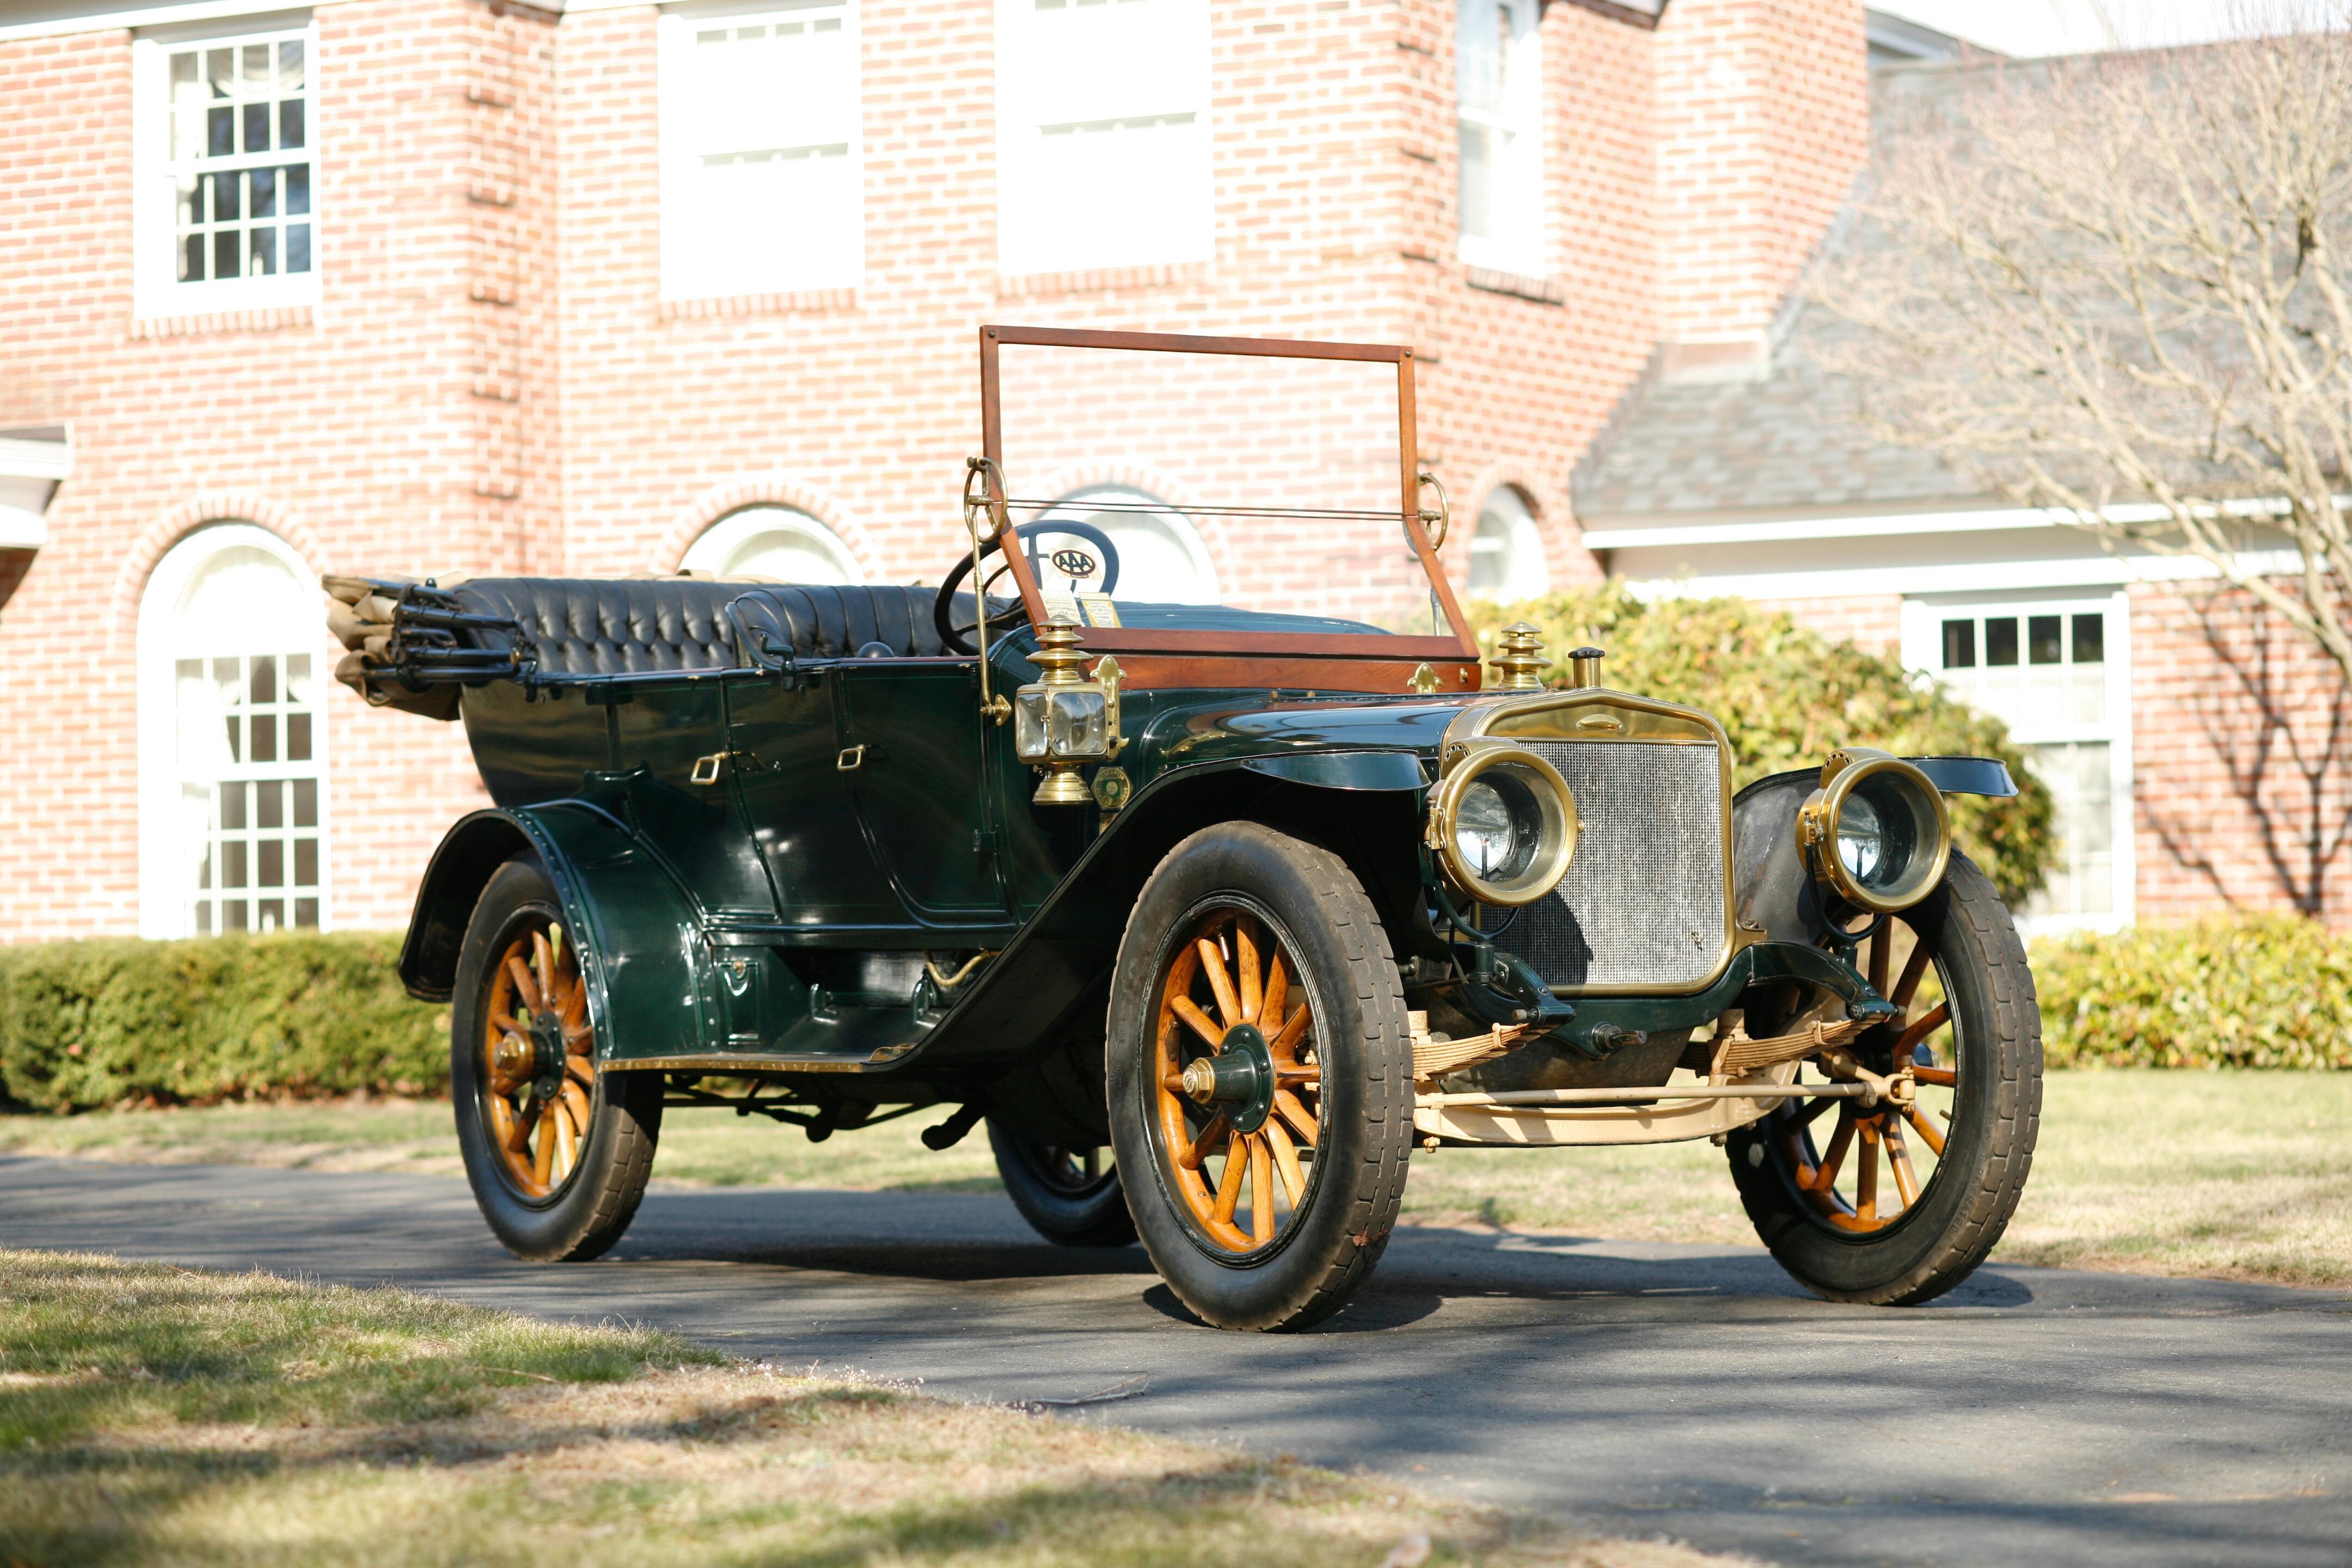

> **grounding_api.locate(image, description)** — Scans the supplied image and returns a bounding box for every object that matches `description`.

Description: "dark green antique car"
[332,327,2041,1331]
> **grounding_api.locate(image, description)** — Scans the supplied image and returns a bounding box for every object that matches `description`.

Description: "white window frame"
[1465,484,1549,601]
[679,506,864,581]
[994,0,1212,278]
[1902,588,2135,933]
[137,522,333,938]
[1455,0,1546,279]
[658,0,864,302]
[1035,486,1220,604]
[131,13,322,321]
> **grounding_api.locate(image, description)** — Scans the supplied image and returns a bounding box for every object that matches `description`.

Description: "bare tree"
[1817,16,2352,688]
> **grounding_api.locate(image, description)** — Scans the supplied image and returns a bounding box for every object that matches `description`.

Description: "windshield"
[982,328,1470,651]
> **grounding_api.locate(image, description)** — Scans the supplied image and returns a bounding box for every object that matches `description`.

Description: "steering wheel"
[933,519,1122,656]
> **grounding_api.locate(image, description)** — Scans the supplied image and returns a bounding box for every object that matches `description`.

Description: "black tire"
[987,1122,1137,1247]
[451,858,663,1262]
[1727,853,2042,1304]
[1105,823,1414,1331]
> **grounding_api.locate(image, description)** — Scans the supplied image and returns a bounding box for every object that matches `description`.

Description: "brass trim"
[1486,621,1552,690]
[1418,471,1450,550]
[836,745,865,771]
[1442,688,1739,997]
[1425,740,1581,906]
[1795,748,1953,914]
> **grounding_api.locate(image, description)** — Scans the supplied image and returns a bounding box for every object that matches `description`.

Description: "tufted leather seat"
[448,578,1002,676]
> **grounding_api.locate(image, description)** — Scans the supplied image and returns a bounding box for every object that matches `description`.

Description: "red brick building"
[1,0,1879,941]
[10,0,2331,942]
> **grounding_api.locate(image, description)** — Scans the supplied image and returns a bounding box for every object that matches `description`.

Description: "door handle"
[690,751,756,786]
[836,745,866,771]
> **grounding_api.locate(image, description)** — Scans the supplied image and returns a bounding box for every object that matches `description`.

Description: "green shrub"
[0,932,447,1112]
[2033,915,2352,1069]
[1467,586,2057,905]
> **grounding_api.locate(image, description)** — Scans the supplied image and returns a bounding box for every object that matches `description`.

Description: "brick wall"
[1743,590,1901,657]
[0,0,1875,942]
[2130,580,2352,926]
[1651,0,1867,371]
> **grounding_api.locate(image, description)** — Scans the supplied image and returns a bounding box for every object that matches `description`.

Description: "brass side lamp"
[1014,619,1125,805]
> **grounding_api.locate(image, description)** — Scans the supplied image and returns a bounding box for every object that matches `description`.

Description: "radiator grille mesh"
[1487,740,1727,989]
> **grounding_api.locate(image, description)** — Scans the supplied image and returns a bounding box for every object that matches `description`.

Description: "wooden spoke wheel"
[987,1123,1137,1248]
[1152,903,1324,1257]
[480,916,597,1200]
[451,858,662,1262]
[1728,854,2042,1305]
[1106,824,1413,1332]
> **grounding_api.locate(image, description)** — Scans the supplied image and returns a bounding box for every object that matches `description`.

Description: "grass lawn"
[5,1070,2348,1288]
[0,1249,1732,1568]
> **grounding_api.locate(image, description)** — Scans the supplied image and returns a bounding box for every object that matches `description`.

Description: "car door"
[725,666,905,929]
[833,661,1009,920]
[606,679,778,923]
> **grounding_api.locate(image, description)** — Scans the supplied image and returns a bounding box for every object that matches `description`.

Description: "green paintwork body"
[426,620,1888,1089]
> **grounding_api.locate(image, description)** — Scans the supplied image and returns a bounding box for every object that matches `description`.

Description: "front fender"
[909,752,1428,1070]
[398,803,714,1063]
[1733,756,2018,943]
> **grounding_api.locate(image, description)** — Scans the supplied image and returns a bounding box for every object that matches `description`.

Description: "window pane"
[287,711,311,761]
[252,167,277,218]
[224,899,248,932]
[295,897,320,929]
[293,777,317,828]
[1458,124,1491,240]
[211,170,241,219]
[244,100,270,154]
[285,164,310,215]
[256,780,283,829]
[295,837,317,888]
[286,224,311,273]
[2029,615,2062,664]
[206,48,233,94]
[258,899,284,931]
[197,902,214,935]
[183,233,206,282]
[252,713,277,762]
[1985,617,2019,666]
[221,707,242,762]
[250,226,276,275]
[259,840,284,889]
[278,39,304,92]
[220,781,246,829]
[1940,618,1975,669]
[250,654,276,704]
[172,51,197,85]
[2073,613,2105,663]
[209,103,235,157]
[242,42,270,82]
[223,841,248,889]
[279,99,305,151]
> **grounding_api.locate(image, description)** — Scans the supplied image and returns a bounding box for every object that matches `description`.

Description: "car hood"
[1120,689,1487,790]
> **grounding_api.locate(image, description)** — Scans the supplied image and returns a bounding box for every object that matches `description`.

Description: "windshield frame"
[976,325,1479,682]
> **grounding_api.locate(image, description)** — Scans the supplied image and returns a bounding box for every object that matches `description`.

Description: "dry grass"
[0,1250,1740,1568]
[7,1070,2348,1288]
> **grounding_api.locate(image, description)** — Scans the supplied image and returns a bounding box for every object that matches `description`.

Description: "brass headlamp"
[1427,742,1579,906]
[1796,749,1952,915]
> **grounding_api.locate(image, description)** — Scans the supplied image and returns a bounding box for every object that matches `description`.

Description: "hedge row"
[2032,914,2352,1070]
[0,932,448,1112]
[1465,587,2058,908]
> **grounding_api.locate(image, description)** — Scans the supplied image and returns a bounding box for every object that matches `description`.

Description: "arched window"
[1036,486,1218,605]
[137,523,327,937]
[679,505,861,583]
[1466,485,1549,602]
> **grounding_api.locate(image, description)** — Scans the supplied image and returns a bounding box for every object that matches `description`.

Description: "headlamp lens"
[1454,776,1536,881]
[1836,793,1888,884]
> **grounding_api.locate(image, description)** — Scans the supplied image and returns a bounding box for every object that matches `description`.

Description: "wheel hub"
[526,1009,567,1102]
[1180,1022,1277,1134]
